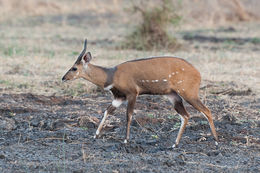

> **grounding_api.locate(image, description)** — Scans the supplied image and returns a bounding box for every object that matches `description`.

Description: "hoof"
[94,130,100,139]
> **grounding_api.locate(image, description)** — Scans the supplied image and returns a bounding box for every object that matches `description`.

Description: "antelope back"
[113,57,201,96]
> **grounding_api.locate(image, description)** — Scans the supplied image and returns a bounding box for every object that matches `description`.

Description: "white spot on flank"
[142,80,145,82]
[151,80,155,82]
[182,88,185,91]
[155,80,159,82]
[169,74,172,78]
[182,68,185,71]
[112,99,123,108]
[177,80,183,84]
[172,72,175,75]
[176,71,179,74]
[104,84,113,91]
[163,79,167,82]
[146,80,149,82]
[177,90,180,93]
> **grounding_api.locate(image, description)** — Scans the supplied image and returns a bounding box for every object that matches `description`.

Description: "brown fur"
[62,40,218,147]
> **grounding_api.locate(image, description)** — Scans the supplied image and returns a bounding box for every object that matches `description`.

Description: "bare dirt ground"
[0,82,259,172]
[0,1,260,172]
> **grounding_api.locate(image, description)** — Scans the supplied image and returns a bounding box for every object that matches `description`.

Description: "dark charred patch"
[0,81,259,172]
[21,93,83,105]
[0,107,36,114]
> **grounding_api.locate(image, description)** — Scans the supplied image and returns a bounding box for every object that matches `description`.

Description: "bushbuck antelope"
[62,39,218,147]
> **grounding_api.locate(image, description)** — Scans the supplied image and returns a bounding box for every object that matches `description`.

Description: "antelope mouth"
[62,76,68,82]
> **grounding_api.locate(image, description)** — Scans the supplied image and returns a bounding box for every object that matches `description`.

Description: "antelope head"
[62,39,92,82]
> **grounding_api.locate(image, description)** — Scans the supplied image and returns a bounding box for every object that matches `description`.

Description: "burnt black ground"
[0,82,259,172]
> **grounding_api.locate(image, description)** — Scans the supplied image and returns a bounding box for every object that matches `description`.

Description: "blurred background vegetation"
[0,0,259,96]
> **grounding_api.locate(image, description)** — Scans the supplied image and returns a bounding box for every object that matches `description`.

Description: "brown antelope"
[62,39,218,148]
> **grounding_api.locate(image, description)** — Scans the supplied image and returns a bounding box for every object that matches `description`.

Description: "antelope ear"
[82,52,92,63]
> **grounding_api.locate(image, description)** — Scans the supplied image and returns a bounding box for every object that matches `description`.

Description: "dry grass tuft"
[121,0,181,51]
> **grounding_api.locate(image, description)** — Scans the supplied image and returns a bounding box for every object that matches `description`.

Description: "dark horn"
[84,39,87,49]
[77,39,87,61]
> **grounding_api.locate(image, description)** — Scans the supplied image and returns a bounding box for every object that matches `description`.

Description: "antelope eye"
[71,67,77,71]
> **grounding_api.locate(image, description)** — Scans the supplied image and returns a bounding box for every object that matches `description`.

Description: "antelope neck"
[83,63,116,89]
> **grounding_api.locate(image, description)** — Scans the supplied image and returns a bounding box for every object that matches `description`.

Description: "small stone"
[0,154,5,159]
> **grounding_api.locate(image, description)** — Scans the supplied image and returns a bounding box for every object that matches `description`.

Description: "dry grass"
[0,23,259,96]
[0,0,122,22]
[1,0,259,26]
[0,0,259,97]
[0,3,259,172]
